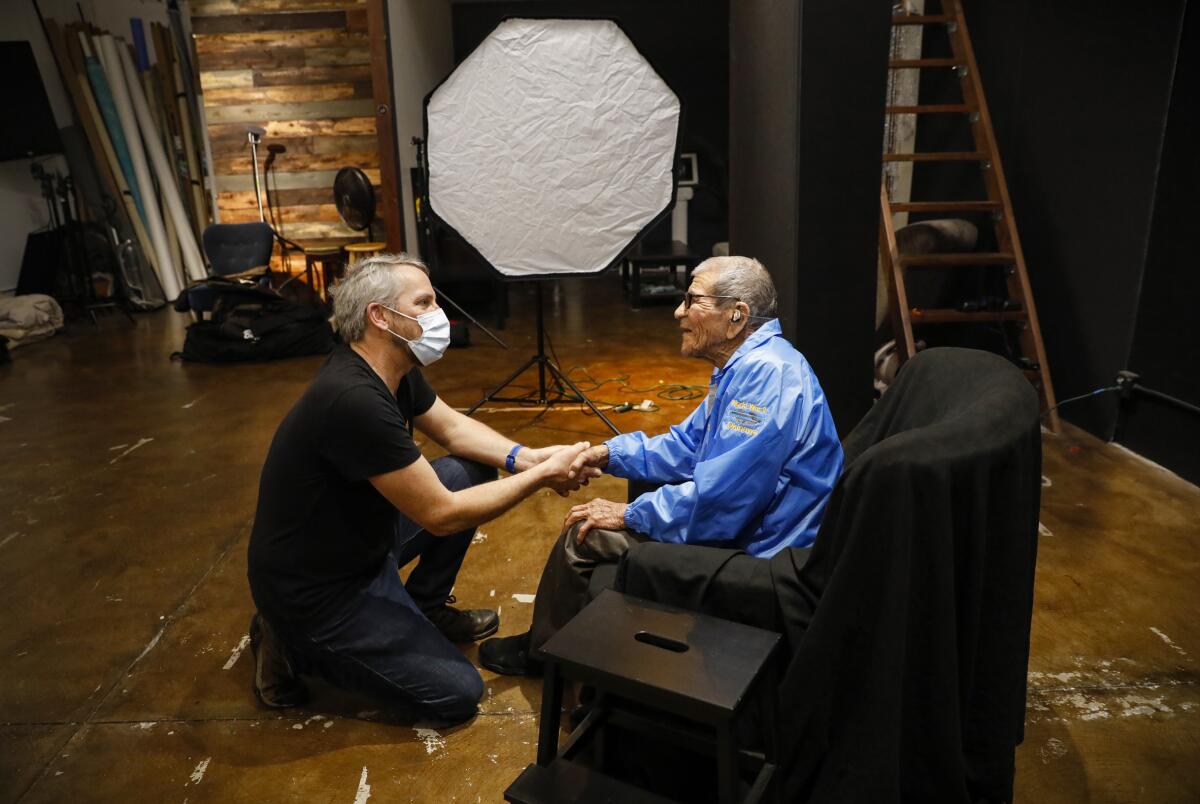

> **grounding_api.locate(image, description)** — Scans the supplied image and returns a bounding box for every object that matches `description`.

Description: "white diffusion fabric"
[426,19,681,277]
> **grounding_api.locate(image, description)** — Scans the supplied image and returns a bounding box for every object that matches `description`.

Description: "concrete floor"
[1,275,1197,802]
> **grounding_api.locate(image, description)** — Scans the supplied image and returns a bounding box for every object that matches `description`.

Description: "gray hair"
[332,252,429,343]
[693,256,778,325]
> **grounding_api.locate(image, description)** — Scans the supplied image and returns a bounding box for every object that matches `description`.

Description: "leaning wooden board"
[158,23,211,236]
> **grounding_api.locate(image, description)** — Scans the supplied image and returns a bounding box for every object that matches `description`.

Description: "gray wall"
[388,0,454,257]
[729,0,892,435]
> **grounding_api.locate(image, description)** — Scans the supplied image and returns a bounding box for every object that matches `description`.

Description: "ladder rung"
[911,309,1028,324]
[885,104,973,114]
[1023,369,1043,380]
[889,201,1002,213]
[899,252,1015,268]
[889,58,965,68]
[882,151,988,162]
[891,14,954,25]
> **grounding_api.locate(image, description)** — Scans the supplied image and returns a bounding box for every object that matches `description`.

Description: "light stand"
[467,283,619,434]
[247,125,266,222]
[422,19,681,437]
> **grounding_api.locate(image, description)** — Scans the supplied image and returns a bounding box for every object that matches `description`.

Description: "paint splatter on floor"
[1039,737,1068,763]
[109,437,154,465]
[1149,627,1189,658]
[414,726,446,754]
[1027,657,1192,724]
[511,593,535,604]
[221,635,250,670]
[188,757,210,785]
[353,766,371,803]
[1118,695,1173,718]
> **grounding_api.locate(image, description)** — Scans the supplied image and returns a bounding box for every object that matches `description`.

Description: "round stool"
[304,245,348,302]
[343,241,388,267]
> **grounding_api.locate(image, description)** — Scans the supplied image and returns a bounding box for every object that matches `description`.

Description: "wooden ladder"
[879,0,1059,431]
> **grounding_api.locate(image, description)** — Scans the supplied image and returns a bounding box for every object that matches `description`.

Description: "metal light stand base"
[467,283,619,435]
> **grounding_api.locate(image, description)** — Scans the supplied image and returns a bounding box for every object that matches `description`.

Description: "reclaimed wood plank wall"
[190,0,381,263]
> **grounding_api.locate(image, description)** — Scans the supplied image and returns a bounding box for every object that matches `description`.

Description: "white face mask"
[380,304,451,366]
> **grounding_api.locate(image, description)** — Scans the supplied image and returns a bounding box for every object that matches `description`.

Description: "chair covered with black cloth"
[177,222,275,314]
[612,346,1042,803]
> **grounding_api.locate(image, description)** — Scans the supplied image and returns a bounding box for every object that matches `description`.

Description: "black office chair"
[609,347,1042,803]
[183,223,275,315]
[202,222,274,275]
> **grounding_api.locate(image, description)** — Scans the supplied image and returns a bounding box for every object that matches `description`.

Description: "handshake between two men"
[246,253,844,725]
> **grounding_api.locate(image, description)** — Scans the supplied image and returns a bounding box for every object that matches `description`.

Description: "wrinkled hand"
[567,444,609,481]
[564,497,628,543]
[539,442,591,495]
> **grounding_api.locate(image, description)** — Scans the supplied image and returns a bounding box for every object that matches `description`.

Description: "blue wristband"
[506,444,523,474]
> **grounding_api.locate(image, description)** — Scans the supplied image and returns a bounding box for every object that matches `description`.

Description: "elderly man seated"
[479,256,844,674]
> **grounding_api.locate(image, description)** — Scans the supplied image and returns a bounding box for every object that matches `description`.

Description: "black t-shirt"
[247,345,436,626]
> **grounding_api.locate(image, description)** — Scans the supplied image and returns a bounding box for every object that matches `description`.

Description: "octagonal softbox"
[424,18,682,279]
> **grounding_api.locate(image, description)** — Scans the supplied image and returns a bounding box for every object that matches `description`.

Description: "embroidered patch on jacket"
[723,399,767,435]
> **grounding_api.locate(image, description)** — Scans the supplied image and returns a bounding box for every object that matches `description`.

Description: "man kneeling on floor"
[480,256,845,675]
[246,253,593,723]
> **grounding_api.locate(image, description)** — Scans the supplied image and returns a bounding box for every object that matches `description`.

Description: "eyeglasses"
[683,292,739,310]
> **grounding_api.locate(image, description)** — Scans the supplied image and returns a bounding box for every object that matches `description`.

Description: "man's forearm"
[433,410,520,470]
[432,463,550,534]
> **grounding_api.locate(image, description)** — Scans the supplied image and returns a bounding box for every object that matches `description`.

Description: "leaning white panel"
[117,44,207,285]
[426,19,680,278]
[98,35,180,300]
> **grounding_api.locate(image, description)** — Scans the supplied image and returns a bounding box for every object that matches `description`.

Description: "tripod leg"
[432,284,508,348]
[546,361,620,435]
[467,353,541,415]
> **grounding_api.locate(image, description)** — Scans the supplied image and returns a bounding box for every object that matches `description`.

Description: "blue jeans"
[275,456,495,724]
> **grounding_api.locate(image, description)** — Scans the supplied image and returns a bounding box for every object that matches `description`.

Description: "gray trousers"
[529,521,649,653]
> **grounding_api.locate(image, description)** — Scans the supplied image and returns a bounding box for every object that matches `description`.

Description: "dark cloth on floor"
[530,523,648,654]
[617,347,1042,803]
[265,455,494,723]
[248,345,436,628]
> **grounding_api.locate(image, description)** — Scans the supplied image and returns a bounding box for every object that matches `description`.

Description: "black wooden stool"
[303,246,347,302]
[504,589,781,804]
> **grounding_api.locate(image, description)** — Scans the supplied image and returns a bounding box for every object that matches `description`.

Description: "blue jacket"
[606,320,843,557]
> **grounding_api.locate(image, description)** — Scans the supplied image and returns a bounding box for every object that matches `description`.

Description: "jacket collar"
[712,318,782,380]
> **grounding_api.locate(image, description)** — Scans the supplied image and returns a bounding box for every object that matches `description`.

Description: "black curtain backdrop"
[1120,2,1199,485]
[951,0,1189,446]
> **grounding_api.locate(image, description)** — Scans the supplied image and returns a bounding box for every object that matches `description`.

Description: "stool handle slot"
[635,631,689,653]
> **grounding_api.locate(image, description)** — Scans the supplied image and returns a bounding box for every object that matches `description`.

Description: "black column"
[729,0,892,436]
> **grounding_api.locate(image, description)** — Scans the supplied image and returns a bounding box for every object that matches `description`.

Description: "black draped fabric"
[616,347,1041,802]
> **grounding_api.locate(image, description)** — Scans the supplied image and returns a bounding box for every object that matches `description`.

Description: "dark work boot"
[422,595,499,643]
[249,613,309,709]
[478,631,544,677]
